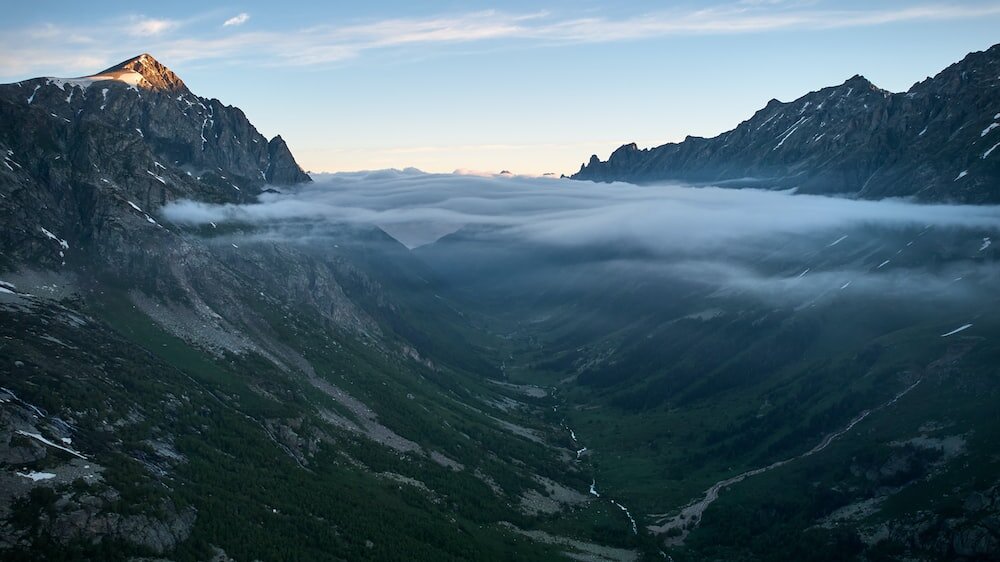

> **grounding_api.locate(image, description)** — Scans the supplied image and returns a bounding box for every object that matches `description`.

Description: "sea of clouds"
[162,170,1000,303]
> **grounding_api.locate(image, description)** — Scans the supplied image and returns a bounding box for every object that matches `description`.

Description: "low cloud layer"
[163,170,1000,248]
[162,171,1000,303]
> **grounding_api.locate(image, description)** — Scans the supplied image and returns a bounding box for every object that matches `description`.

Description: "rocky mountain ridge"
[573,42,1000,203]
[2,53,309,195]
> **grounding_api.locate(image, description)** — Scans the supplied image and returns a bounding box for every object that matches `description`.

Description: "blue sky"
[2,1,999,174]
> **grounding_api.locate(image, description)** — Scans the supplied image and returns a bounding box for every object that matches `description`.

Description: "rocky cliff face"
[267,135,312,185]
[2,54,311,192]
[0,54,310,270]
[574,43,1000,203]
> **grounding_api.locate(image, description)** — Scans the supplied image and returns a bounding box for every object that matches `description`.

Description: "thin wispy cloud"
[223,13,250,27]
[2,3,998,77]
[532,5,1000,43]
[127,16,178,37]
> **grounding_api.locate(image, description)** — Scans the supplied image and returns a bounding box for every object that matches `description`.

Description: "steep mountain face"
[2,53,309,197]
[0,54,310,271]
[574,43,1000,203]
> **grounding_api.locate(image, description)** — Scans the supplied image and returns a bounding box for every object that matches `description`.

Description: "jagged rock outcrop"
[46,496,196,554]
[267,135,312,185]
[574,43,1000,203]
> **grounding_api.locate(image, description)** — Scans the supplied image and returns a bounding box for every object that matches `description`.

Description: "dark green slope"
[0,289,572,561]
[417,221,1000,561]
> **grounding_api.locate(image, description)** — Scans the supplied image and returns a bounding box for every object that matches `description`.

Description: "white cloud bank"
[163,170,1000,248]
[162,172,1000,302]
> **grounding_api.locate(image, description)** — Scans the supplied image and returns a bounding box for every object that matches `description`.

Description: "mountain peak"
[843,74,873,87]
[835,74,891,96]
[91,54,189,93]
